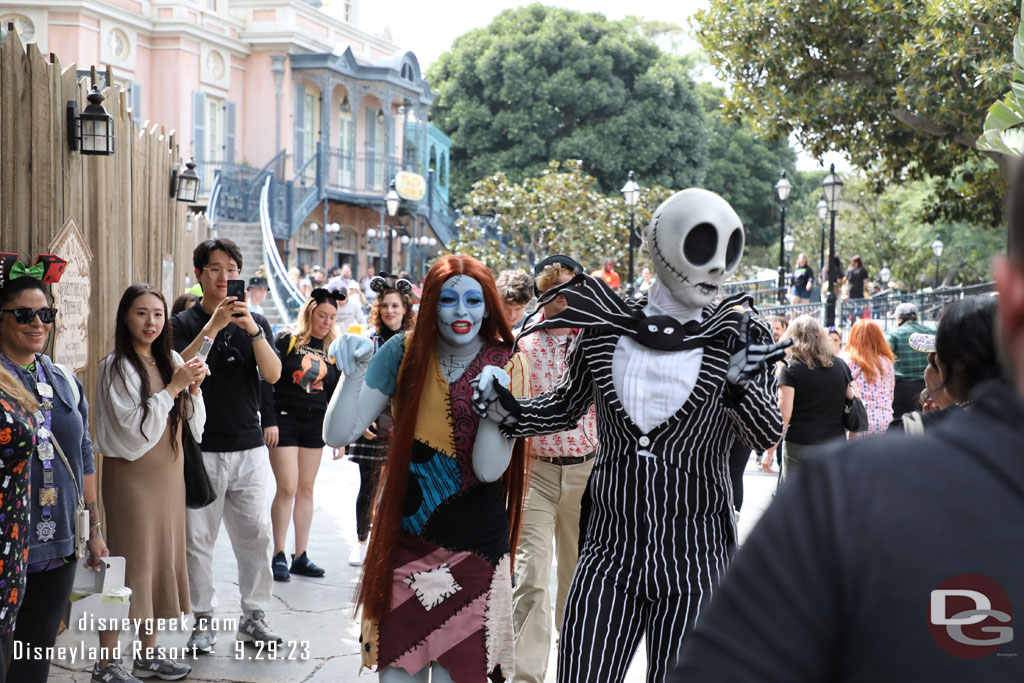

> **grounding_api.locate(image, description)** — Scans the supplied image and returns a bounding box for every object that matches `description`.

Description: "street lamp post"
[931,237,944,289]
[816,197,828,279]
[821,164,844,327]
[879,266,891,289]
[783,233,795,299]
[385,179,401,274]
[775,171,793,303]
[620,171,641,296]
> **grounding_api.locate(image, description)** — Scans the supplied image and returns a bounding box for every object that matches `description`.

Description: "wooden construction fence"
[0,27,208,420]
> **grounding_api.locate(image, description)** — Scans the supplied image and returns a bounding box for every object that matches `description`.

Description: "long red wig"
[844,319,895,383]
[357,254,529,622]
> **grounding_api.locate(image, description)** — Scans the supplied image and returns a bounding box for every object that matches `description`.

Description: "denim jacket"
[14,354,94,564]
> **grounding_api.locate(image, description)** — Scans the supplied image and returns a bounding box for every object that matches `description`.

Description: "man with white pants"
[172,238,284,653]
[513,255,598,683]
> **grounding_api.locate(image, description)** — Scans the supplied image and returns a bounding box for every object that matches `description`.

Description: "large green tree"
[697,83,799,248]
[694,0,1018,224]
[427,4,707,204]
[446,160,674,275]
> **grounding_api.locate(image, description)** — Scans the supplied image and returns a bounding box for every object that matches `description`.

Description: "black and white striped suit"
[504,293,782,683]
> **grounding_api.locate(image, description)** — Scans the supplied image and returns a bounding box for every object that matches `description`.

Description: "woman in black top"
[845,255,869,300]
[344,278,415,567]
[266,288,342,581]
[789,253,814,304]
[767,314,856,481]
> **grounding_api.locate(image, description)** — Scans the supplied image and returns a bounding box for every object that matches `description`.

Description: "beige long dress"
[101,363,190,621]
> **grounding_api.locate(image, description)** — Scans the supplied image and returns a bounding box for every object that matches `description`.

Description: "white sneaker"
[348,543,367,566]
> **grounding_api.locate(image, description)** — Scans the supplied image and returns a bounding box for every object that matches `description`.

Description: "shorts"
[274,406,326,449]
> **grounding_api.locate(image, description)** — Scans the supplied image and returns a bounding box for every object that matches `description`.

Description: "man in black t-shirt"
[171,238,284,653]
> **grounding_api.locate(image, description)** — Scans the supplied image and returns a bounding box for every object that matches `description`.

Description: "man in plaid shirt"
[885,303,932,419]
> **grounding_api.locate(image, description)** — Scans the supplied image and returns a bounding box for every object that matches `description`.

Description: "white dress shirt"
[612,281,704,434]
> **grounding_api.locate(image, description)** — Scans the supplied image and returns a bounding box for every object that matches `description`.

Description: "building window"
[206,96,226,163]
[206,51,225,80]
[303,90,317,168]
[342,0,352,22]
[108,28,130,61]
[0,15,34,42]
[207,0,219,11]
[339,99,353,188]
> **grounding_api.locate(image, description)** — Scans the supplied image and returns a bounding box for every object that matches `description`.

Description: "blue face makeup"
[437,275,487,346]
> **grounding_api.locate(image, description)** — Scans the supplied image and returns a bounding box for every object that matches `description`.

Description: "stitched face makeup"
[437,275,486,346]
[647,188,744,309]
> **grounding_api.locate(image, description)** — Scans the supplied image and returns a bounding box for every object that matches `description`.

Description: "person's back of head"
[932,296,1002,403]
[845,319,894,383]
[783,314,834,369]
[894,302,918,326]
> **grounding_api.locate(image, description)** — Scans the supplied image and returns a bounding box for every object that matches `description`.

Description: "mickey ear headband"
[533,254,583,296]
[370,273,413,297]
[0,253,68,286]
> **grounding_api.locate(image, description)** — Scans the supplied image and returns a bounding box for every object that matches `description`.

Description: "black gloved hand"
[726,312,793,391]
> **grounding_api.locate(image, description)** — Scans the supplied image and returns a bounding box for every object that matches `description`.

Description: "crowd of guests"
[0,216,1016,683]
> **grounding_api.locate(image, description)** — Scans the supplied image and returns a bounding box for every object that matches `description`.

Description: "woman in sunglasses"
[266,288,342,581]
[0,275,106,683]
[344,276,416,567]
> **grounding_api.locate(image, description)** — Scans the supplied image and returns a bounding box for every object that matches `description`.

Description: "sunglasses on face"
[2,307,58,324]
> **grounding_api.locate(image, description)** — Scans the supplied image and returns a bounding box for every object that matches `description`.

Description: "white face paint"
[646,188,744,308]
[437,275,487,346]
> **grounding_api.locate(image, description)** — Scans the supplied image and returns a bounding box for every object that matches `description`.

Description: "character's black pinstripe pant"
[556,451,734,683]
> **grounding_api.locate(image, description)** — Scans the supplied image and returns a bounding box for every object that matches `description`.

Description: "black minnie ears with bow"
[370,273,413,296]
[0,253,68,285]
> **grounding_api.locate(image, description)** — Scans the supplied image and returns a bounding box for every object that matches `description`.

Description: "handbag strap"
[49,431,85,508]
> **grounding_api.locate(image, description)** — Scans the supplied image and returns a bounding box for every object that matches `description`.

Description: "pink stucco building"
[2,0,454,284]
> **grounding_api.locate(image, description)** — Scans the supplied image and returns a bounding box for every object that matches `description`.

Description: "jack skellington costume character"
[473,189,788,682]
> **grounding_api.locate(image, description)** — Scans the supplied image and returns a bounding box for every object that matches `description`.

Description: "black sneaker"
[290,551,325,577]
[272,551,290,582]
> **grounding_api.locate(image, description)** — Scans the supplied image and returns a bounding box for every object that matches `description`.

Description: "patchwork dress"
[360,333,529,682]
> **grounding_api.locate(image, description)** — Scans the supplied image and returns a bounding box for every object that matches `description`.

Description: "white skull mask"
[646,188,744,308]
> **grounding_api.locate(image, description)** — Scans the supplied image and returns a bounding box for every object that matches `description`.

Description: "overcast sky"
[354,0,847,172]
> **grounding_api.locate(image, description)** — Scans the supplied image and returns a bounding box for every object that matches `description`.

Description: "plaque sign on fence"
[48,216,94,372]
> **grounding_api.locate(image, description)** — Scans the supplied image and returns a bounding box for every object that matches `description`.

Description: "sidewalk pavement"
[45,450,778,682]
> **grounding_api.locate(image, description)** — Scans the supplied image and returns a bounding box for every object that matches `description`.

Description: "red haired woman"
[324,255,529,683]
[841,319,896,437]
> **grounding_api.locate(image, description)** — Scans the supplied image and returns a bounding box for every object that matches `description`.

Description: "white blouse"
[612,281,704,435]
[94,351,206,461]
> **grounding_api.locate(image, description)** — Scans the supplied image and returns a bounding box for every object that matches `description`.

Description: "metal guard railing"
[259,177,305,327]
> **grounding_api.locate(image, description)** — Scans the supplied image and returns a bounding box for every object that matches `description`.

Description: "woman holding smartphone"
[93,284,206,681]
[267,288,342,581]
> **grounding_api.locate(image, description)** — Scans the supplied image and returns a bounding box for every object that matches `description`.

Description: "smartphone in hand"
[226,279,246,317]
